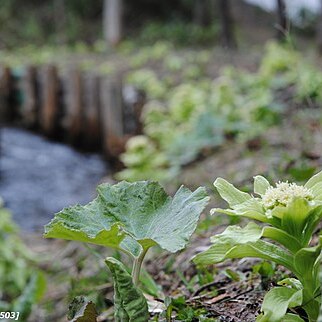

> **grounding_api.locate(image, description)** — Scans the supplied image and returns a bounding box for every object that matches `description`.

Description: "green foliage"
[257,287,304,322]
[0,0,102,47]
[296,64,322,103]
[117,136,171,182]
[119,44,294,182]
[13,272,46,320]
[119,41,322,183]
[259,41,300,80]
[137,21,219,47]
[126,69,167,99]
[162,296,214,321]
[67,296,97,322]
[194,171,322,321]
[0,202,46,318]
[44,181,209,320]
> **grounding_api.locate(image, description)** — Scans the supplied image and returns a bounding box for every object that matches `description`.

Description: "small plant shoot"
[194,171,322,322]
[44,181,209,321]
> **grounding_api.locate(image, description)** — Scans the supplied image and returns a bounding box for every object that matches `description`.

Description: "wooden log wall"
[0,65,144,160]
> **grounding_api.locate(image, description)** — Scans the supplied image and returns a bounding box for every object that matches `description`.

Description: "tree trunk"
[219,0,236,49]
[103,0,123,47]
[276,0,288,40]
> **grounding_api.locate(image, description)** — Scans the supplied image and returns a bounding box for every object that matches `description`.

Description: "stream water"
[0,127,108,231]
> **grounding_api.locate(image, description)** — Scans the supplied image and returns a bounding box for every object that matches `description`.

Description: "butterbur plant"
[194,171,322,322]
[44,181,209,321]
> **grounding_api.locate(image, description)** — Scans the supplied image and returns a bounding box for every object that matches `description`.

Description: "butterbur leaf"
[301,206,322,246]
[258,312,305,322]
[257,287,303,322]
[211,198,268,223]
[214,178,251,207]
[105,257,149,322]
[44,181,209,257]
[278,313,305,322]
[44,201,126,249]
[193,223,294,271]
[262,226,302,253]
[305,170,322,200]
[209,222,263,244]
[67,296,97,322]
[318,267,322,322]
[254,175,270,196]
[294,246,322,303]
[277,278,303,291]
[194,239,294,270]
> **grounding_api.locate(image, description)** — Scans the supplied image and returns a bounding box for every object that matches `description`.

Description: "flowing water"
[0,127,108,231]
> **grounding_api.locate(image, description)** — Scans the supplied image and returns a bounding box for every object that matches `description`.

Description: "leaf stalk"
[132,248,148,286]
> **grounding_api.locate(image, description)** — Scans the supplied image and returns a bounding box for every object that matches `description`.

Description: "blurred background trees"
[0,0,320,50]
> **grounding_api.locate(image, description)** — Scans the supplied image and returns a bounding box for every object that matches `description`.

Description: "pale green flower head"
[262,181,313,210]
[212,170,322,224]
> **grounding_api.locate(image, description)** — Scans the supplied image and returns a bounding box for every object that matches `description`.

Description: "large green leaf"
[105,257,149,322]
[44,181,209,257]
[257,287,303,322]
[193,223,294,271]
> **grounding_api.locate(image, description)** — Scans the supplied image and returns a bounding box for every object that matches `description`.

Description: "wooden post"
[122,85,145,135]
[38,65,59,137]
[0,66,14,123]
[21,66,38,128]
[62,69,83,144]
[83,73,101,149]
[103,0,123,47]
[99,76,125,157]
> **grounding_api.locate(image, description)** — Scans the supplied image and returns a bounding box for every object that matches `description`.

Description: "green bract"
[194,171,322,322]
[44,181,209,321]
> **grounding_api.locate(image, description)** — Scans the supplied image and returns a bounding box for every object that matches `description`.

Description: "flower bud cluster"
[262,181,313,209]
